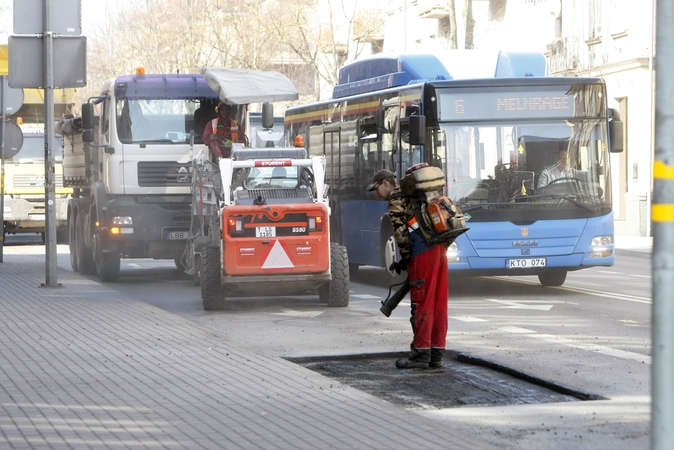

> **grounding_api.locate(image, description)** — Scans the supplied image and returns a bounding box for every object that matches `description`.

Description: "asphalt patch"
[289,351,604,410]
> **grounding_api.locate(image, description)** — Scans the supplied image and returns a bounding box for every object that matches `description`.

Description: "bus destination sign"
[437,88,585,121]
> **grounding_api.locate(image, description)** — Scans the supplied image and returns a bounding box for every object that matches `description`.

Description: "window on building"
[589,0,602,39]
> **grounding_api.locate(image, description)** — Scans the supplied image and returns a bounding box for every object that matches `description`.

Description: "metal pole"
[652,1,674,448]
[1,76,5,263]
[43,0,58,286]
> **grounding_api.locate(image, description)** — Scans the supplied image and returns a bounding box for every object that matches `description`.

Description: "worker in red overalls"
[203,101,246,159]
[368,169,449,369]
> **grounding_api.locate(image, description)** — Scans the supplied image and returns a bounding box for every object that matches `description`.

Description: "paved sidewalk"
[0,252,496,450]
[614,235,652,259]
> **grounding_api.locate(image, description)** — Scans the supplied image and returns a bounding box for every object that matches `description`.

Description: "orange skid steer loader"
[181,67,349,310]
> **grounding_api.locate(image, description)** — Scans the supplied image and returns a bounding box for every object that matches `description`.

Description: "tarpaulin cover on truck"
[201,68,299,105]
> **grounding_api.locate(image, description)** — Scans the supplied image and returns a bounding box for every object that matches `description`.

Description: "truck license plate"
[255,226,276,238]
[166,231,188,240]
[506,258,546,268]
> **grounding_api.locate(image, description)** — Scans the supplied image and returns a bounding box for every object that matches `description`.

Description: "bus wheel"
[76,213,96,275]
[538,270,567,287]
[93,233,120,282]
[319,242,350,307]
[201,246,225,310]
[68,214,79,272]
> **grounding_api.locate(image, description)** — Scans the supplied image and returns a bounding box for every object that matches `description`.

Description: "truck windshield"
[116,98,206,145]
[7,135,64,163]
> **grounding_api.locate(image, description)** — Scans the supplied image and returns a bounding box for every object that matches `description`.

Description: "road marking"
[630,275,651,279]
[498,278,652,304]
[499,326,535,333]
[271,310,324,318]
[486,299,554,310]
[498,327,652,364]
[595,270,621,274]
[530,334,652,364]
[351,294,381,299]
[451,316,487,322]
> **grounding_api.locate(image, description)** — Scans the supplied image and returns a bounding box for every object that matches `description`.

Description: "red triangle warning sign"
[262,240,294,269]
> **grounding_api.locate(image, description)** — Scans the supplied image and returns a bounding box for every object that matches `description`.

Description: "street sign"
[0,119,24,159]
[8,36,87,89]
[1,77,25,115]
[13,0,82,36]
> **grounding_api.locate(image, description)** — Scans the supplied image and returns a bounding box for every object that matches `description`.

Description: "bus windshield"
[430,84,611,217]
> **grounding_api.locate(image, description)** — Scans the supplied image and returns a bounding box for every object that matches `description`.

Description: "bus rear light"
[308,216,323,232]
[228,217,244,235]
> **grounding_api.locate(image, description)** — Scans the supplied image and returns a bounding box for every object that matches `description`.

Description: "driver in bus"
[537,149,589,188]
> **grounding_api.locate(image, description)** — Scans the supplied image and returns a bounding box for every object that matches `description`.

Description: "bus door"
[323,129,341,243]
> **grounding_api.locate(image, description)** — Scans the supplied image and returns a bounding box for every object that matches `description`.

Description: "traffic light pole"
[42,0,59,287]
[652,1,674,448]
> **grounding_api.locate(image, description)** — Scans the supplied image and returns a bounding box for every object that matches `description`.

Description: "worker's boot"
[429,348,444,369]
[395,349,430,369]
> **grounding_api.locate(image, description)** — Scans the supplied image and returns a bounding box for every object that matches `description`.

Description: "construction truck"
[182,68,350,310]
[1,44,75,241]
[2,125,70,241]
[57,69,222,281]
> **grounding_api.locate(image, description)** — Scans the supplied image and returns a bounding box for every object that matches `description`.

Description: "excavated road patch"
[289,351,604,410]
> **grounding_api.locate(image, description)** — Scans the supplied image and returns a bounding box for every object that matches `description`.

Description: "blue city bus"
[284,53,623,286]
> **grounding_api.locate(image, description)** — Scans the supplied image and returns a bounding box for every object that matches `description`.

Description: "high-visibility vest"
[210,118,238,143]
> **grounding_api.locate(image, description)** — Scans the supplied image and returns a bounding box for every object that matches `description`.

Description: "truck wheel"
[76,213,96,275]
[538,270,567,287]
[57,229,69,244]
[201,246,225,310]
[94,234,121,282]
[69,215,79,272]
[319,242,350,307]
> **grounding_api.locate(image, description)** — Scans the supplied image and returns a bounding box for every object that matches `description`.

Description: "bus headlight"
[446,241,460,263]
[590,235,613,258]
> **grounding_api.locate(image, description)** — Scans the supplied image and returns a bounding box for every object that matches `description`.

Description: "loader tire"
[201,246,225,310]
[319,242,350,307]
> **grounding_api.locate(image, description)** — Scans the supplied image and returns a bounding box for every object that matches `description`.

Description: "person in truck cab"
[203,101,246,159]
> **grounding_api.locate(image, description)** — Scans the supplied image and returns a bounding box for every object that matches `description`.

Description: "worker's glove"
[389,259,408,275]
[220,138,233,148]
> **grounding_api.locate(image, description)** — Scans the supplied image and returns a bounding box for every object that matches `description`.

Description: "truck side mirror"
[82,102,94,130]
[408,115,426,146]
[82,129,94,143]
[608,108,623,153]
[262,102,274,130]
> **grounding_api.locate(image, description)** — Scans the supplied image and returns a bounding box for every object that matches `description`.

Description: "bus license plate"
[507,258,546,269]
[256,226,276,238]
[166,231,188,240]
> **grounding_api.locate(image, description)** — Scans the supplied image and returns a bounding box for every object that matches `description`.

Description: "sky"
[0,0,124,44]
